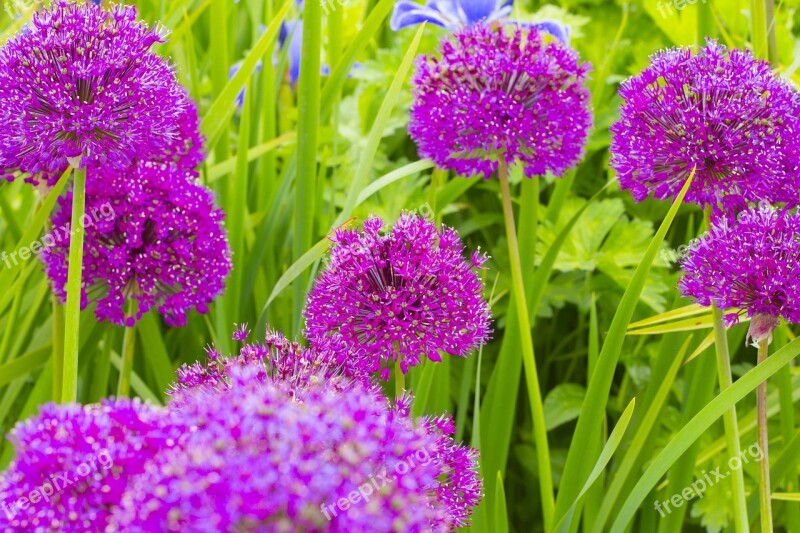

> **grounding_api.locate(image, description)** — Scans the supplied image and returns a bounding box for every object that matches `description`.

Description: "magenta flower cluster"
[304,213,492,379]
[0,399,187,531]
[611,39,800,209]
[0,1,190,185]
[0,1,233,328]
[679,205,800,341]
[0,325,483,532]
[41,162,232,327]
[409,22,592,178]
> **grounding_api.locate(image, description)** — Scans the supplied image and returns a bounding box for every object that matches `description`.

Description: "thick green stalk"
[61,164,86,404]
[293,0,322,332]
[116,301,139,398]
[757,337,773,532]
[498,160,554,529]
[712,305,750,532]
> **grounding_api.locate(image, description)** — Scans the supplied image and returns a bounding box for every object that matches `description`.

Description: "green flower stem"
[711,305,750,532]
[61,164,86,404]
[498,159,554,530]
[757,337,773,533]
[395,357,404,398]
[116,300,139,398]
[52,297,64,401]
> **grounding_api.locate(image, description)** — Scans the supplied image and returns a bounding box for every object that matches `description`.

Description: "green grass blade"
[332,24,425,229]
[556,398,637,532]
[611,335,800,531]
[200,0,289,146]
[554,170,694,527]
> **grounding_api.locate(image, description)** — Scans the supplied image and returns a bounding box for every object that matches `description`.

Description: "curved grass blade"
[611,335,800,531]
[555,398,637,533]
[200,0,290,146]
[553,170,694,527]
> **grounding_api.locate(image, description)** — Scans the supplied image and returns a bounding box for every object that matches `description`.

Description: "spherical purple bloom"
[304,213,492,379]
[112,362,482,532]
[0,398,185,532]
[679,205,800,343]
[41,162,232,327]
[611,39,800,209]
[409,22,592,179]
[0,1,191,185]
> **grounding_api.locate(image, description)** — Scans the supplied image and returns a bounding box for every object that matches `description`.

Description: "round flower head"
[409,22,592,178]
[304,213,492,379]
[41,162,232,327]
[112,362,482,532]
[0,398,186,532]
[0,1,190,185]
[679,205,800,343]
[611,39,800,209]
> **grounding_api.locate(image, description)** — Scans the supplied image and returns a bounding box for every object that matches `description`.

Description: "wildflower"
[41,162,232,327]
[304,213,491,378]
[113,361,482,531]
[679,205,800,343]
[611,39,800,209]
[0,1,189,185]
[231,323,250,342]
[390,0,570,44]
[168,328,362,404]
[0,399,185,532]
[409,23,592,179]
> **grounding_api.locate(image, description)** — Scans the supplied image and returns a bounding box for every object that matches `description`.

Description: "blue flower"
[279,20,304,86]
[390,0,570,43]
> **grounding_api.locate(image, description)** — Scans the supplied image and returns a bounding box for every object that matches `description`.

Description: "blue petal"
[516,19,571,44]
[456,0,507,25]
[390,0,458,30]
[280,20,304,86]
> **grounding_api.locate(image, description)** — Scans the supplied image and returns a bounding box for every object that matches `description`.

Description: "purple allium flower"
[679,205,800,343]
[304,213,492,379]
[112,361,482,532]
[231,323,250,342]
[168,327,362,404]
[0,1,190,185]
[0,398,186,532]
[611,39,800,209]
[409,23,592,179]
[41,162,232,327]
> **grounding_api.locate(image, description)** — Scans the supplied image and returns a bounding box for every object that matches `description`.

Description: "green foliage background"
[1,0,800,530]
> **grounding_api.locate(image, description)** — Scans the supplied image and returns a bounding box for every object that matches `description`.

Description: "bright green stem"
[711,305,750,533]
[498,160,554,530]
[757,337,773,533]
[61,165,86,404]
[116,301,139,398]
[395,357,404,398]
[428,167,446,223]
[52,297,64,401]
[293,0,322,332]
